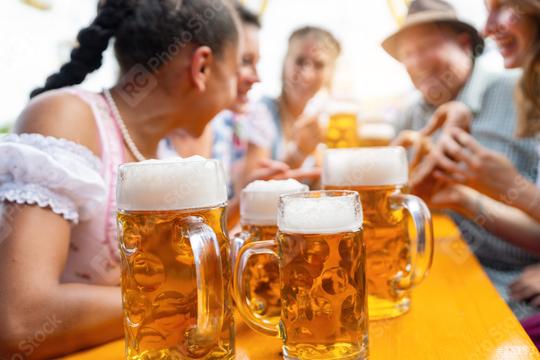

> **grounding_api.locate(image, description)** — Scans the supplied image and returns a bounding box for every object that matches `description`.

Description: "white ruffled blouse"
[0,88,125,285]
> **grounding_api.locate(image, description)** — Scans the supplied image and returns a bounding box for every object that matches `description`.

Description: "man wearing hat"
[384,0,539,319]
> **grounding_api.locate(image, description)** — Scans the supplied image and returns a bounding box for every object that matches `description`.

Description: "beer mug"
[322,147,434,320]
[232,179,308,326]
[324,99,360,149]
[234,191,368,360]
[357,120,396,147]
[117,157,234,359]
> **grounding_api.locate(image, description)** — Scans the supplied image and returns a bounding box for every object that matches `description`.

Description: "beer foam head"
[323,147,408,187]
[241,179,308,225]
[358,122,396,140]
[278,191,363,234]
[117,156,227,211]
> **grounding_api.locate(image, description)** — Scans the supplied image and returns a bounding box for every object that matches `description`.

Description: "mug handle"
[391,194,434,290]
[179,216,224,347]
[230,231,252,278]
[233,239,280,337]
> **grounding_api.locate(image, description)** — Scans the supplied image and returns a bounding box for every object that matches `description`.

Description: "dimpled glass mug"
[117,157,234,359]
[234,190,368,360]
[231,179,309,327]
[322,147,434,320]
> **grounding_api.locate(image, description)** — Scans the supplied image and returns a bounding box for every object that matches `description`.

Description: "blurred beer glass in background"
[357,118,396,147]
[323,99,361,149]
[232,179,308,325]
[234,190,368,360]
[117,157,234,359]
[322,147,434,320]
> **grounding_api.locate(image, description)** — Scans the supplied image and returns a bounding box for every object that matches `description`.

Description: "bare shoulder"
[13,90,101,157]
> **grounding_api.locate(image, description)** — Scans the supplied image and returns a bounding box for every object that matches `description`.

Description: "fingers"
[420,110,447,137]
[410,155,438,188]
[257,159,290,172]
[529,295,540,308]
[444,105,472,132]
[433,169,464,183]
[450,127,482,153]
[410,136,433,169]
[391,130,420,147]
[432,147,464,175]
[280,167,322,181]
[509,275,540,302]
[444,128,484,173]
[510,284,540,302]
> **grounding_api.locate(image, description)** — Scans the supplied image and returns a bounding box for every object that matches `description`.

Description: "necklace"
[103,89,146,162]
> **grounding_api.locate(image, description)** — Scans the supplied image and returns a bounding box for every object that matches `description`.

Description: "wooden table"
[64,215,540,360]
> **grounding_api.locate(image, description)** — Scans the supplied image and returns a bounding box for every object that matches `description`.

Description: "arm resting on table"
[0,205,122,360]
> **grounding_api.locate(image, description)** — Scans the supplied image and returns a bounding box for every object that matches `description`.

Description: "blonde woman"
[242,26,341,184]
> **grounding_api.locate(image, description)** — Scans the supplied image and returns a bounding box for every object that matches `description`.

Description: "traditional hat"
[382,0,485,59]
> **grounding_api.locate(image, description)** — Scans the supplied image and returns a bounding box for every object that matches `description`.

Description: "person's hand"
[430,127,522,201]
[422,101,472,135]
[509,264,540,307]
[393,101,472,169]
[291,113,323,156]
[427,183,479,218]
[243,159,321,185]
[244,159,291,185]
[392,130,434,170]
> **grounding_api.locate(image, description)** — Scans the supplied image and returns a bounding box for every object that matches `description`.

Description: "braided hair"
[30,0,239,98]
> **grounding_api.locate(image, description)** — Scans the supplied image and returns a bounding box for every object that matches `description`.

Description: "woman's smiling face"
[484,0,538,69]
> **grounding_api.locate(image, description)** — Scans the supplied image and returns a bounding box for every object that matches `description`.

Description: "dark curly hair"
[30,0,239,98]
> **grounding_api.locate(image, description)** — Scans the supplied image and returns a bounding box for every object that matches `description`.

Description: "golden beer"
[278,229,367,359]
[117,158,233,359]
[233,180,308,325]
[324,185,411,319]
[235,191,368,360]
[326,112,359,149]
[239,224,281,321]
[323,147,433,320]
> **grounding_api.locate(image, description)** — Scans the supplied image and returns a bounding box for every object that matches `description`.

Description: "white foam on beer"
[323,147,408,187]
[358,122,396,140]
[241,179,308,225]
[278,195,362,234]
[117,156,227,211]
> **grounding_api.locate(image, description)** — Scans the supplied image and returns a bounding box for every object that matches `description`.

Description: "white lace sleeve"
[0,133,106,223]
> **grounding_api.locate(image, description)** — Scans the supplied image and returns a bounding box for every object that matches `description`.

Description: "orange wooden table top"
[63,215,540,360]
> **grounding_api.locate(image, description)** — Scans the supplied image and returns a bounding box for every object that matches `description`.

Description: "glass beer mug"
[322,147,434,320]
[324,99,360,149]
[234,191,368,360]
[232,179,308,326]
[357,120,396,147]
[117,157,234,359]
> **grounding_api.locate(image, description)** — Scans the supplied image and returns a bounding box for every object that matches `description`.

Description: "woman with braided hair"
[0,0,240,357]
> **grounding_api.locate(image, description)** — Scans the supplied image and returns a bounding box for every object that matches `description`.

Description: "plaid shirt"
[396,64,540,318]
[211,110,248,199]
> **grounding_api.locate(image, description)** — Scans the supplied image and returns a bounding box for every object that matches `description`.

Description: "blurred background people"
[416,0,540,345]
[0,0,240,357]
[161,4,300,229]
[385,0,539,319]
[162,2,262,181]
[241,26,341,186]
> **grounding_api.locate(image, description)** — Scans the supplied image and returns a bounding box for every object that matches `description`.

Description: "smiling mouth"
[495,37,517,56]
